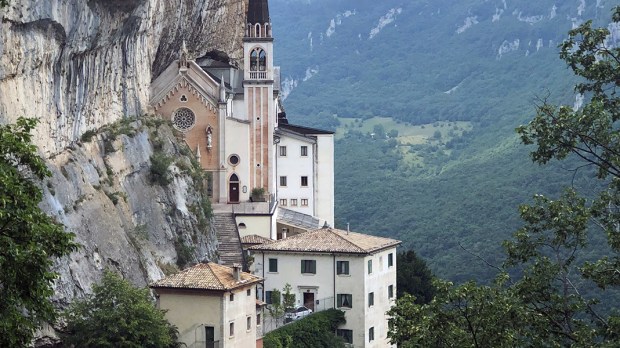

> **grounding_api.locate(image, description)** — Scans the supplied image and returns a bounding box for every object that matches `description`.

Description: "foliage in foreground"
[263,308,346,348]
[61,271,181,348]
[0,118,77,347]
[388,7,620,348]
[397,250,436,303]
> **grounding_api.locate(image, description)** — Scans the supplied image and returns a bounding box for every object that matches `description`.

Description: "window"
[268,258,278,273]
[336,329,353,344]
[336,261,350,275]
[301,260,316,274]
[388,253,394,267]
[279,199,287,206]
[388,285,394,299]
[369,327,374,341]
[301,199,308,206]
[229,322,235,337]
[337,294,352,308]
[279,146,287,156]
[247,288,252,296]
[228,154,240,166]
[301,145,308,156]
[368,292,374,307]
[257,313,261,326]
[230,293,234,301]
[247,316,252,330]
[250,48,266,71]
[290,199,298,206]
[265,291,273,304]
[172,107,196,131]
[301,176,308,187]
[368,259,373,274]
[279,176,287,187]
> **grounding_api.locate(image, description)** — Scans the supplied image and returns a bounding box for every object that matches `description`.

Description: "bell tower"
[243,0,276,198]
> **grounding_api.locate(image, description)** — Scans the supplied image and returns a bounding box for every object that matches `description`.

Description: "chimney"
[346,223,350,234]
[232,263,242,281]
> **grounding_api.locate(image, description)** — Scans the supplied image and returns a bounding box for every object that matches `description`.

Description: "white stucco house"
[248,228,401,348]
[151,263,264,348]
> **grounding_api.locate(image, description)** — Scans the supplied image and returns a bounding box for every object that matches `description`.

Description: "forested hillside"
[271,0,620,282]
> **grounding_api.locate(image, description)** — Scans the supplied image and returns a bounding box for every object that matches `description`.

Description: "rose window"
[172,108,196,131]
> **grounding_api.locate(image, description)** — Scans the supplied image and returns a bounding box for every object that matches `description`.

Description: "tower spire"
[247,0,270,25]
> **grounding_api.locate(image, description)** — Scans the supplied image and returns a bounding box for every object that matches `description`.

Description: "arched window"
[230,173,239,182]
[238,223,246,229]
[250,48,266,72]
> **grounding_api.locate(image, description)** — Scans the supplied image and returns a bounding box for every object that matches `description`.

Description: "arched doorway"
[229,174,240,203]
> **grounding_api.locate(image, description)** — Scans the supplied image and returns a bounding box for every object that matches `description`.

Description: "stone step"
[212,212,244,267]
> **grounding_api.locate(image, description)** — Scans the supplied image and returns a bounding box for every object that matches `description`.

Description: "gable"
[150,60,221,112]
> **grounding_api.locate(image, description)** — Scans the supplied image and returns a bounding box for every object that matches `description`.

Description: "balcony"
[249,71,268,80]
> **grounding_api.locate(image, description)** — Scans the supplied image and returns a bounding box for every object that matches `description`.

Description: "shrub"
[263,309,346,348]
[150,153,173,186]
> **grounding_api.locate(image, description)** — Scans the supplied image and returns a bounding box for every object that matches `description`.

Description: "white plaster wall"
[252,248,397,348]
[276,137,315,216]
[156,290,223,348]
[224,119,251,202]
[235,215,272,240]
[221,285,259,348]
[315,134,335,227]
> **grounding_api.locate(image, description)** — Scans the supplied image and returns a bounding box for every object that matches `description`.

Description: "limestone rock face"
[0,0,246,155]
[40,120,217,303]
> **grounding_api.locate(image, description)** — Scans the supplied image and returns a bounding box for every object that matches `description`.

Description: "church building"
[149,0,334,237]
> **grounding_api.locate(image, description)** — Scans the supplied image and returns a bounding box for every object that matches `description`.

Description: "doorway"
[229,174,239,203]
[303,292,315,311]
[205,326,215,348]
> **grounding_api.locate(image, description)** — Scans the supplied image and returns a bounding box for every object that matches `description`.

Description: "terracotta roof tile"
[241,234,273,245]
[150,262,262,291]
[248,228,400,254]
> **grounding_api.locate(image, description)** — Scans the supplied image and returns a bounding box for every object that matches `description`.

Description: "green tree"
[267,288,285,328]
[61,271,181,347]
[388,7,620,347]
[396,250,435,303]
[282,283,296,311]
[264,308,346,348]
[0,118,77,347]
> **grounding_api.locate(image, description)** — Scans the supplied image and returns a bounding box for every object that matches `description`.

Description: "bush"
[264,309,346,348]
[150,153,173,186]
[61,271,181,348]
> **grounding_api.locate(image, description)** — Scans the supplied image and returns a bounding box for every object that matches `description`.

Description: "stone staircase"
[212,213,245,267]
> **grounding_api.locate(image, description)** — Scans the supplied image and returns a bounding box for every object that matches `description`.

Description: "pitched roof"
[279,123,334,135]
[248,228,400,254]
[150,262,262,291]
[241,234,273,245]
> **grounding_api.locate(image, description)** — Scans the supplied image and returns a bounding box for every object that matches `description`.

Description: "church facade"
[149,0,334,227]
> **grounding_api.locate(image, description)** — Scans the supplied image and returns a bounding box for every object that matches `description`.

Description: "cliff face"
[0,0,245,155]
[0,0,246,341]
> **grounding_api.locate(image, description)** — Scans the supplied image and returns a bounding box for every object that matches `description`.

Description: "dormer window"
[250,48,266,72]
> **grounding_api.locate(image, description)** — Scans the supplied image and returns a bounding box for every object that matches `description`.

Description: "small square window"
[230,293,234,301]
[301,260,316,274]
[279,198,287,206]
[257,313,261,326]
[279,146,287,156]
[388,285,394,299]
[301,199,308,206]
[301,176,308,187]
[265,291,273,304]
[368,292,374,307]
[268,258,278,273]
[247,316,252,330]
[291,199,298,206]
[279,176,287,187]
[301,145,308,156]
[336,329,353,344]
[369,327,374,341]
[230,322,235,337]
[368,259,373,274]
[337,294,352,308]
[247,288,252,296]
